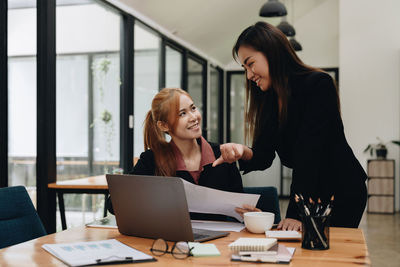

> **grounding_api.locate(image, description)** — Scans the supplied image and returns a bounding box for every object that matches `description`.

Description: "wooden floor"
[280,199,400,267]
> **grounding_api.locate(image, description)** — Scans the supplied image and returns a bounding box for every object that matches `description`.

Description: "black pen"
[309,197,316,215]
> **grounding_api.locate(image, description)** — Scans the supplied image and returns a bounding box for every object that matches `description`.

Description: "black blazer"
[108,141,244,221]
[240,71,367,221]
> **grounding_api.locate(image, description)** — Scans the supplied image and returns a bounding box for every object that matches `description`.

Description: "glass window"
[55,0,121,230]
[165,45,182,88]
[229,73,246,144]
[209,66,221,143]
[187,58,204,127]
[92,53,120,173]
[8,0,37,206]
[134,22,160,157]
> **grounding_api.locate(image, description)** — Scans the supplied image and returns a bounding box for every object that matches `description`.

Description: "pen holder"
[301,215,330,250]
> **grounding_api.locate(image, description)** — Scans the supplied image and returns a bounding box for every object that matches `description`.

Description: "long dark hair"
[233,21,338,145]
[143,88,192,176]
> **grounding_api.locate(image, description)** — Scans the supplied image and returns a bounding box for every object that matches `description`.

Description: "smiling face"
[167,94,202,142]
[237,45,271,91]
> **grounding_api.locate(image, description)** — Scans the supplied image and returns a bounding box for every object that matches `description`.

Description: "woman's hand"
[235,204,261,219]
[212,143,253,167]
[277,218,302,231]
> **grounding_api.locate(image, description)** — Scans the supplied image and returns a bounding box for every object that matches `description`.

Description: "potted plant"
[364,137,400,159]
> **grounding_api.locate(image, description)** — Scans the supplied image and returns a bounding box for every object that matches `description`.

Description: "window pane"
[92,53,120,173]
[56,0,121,230]
[209,66,220,143]
[187,58,204,125]
[230,73,245,144]
[56,55,89,179]
[165,45,182,88]
[8,1,37,206]
[134,23,160,156]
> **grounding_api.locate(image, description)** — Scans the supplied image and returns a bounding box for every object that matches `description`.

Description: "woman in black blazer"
[213,22,367,230]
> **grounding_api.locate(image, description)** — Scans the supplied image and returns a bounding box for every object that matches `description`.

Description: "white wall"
[225,0,339,70]
[296,0,338,67]
[340,0,400,211]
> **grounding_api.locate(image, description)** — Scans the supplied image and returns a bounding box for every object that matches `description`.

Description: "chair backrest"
[0,186,46,249]
[243,186,281,224]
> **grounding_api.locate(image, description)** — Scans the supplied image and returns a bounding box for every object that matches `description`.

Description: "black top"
[240,71,367,221]
[132,142,243,194]
[108,141,244,221]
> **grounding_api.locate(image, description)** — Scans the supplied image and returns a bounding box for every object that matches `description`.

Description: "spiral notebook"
[228,238,277,253]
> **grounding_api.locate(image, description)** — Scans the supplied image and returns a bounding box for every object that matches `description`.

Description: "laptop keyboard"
[193,233,209,240]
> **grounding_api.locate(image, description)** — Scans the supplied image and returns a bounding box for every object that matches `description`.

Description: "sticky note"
[188,242,221,257]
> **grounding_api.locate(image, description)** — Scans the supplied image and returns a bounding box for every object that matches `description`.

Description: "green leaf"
[391,140,400,146]
[363,144,371,153]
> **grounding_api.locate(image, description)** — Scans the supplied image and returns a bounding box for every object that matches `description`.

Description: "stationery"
[188,242,221,257]
[231,244,295,264]
[86,216,117,229]
[228,238,277,253]
[42,239,155,266]
[265,230,301,241]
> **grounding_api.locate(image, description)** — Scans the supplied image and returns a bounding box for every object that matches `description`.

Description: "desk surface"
[48,175,107,190]
[0,227,370,266]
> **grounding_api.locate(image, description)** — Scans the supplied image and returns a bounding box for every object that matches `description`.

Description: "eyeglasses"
[150,238,193,259]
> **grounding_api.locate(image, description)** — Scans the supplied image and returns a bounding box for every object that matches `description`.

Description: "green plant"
[91,57,115,174]
[363,137,400,158]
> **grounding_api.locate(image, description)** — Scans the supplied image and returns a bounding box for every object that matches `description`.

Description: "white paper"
[181,179,260,222]
[265,230,301,240]
[42,239,153,267]
[191,220,245,232]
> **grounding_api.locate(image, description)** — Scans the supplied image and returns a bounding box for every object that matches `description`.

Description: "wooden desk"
[0,227,370,266]
[48,176,108,230]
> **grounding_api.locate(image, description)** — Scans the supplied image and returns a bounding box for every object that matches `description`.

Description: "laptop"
[106,174,230,242]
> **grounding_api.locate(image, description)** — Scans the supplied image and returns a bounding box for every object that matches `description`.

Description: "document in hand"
[42,239,155,266]
[180,179,260,222]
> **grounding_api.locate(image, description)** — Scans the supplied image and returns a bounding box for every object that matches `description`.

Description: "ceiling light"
[289,37,302,51]
[277,17,295,36]
[259,0,287,17]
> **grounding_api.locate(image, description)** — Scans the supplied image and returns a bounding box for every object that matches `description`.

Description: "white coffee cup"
[244,212,275,234]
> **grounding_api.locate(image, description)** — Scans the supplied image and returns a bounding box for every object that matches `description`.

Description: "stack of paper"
[228,238,277,253]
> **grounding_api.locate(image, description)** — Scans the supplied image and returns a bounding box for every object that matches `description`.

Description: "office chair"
[0,186,47,249]
[243,186,281,224]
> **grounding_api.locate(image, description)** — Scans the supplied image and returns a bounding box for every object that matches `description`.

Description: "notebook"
[228,238,277,253]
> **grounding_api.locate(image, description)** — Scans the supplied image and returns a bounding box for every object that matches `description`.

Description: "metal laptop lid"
[106,174,194,242]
